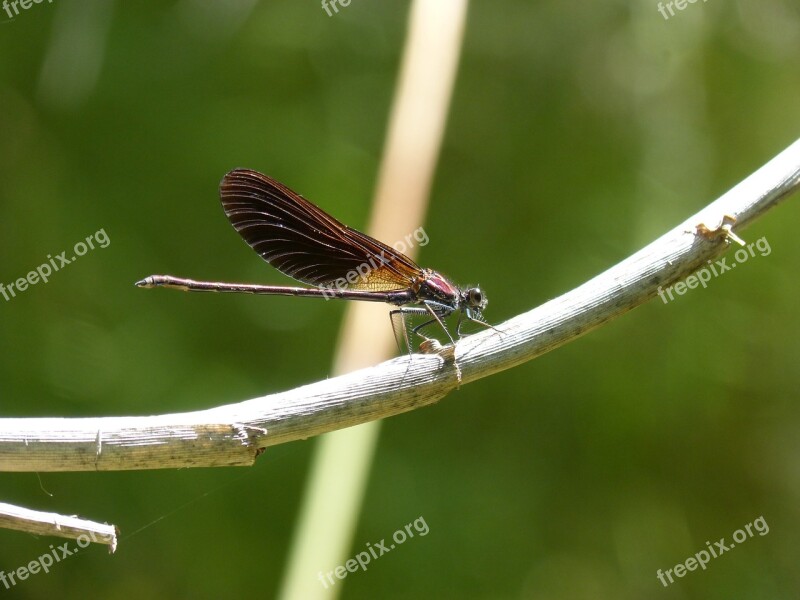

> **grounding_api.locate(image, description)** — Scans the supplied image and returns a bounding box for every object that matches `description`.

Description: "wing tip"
[220,167,256,191]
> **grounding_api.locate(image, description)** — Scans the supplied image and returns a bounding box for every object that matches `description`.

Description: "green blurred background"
[1,1,799,598]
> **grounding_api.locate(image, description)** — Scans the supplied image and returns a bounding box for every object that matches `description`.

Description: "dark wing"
[219,169,422,290]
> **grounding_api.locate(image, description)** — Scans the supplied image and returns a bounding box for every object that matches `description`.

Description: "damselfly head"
[462,286,487,311]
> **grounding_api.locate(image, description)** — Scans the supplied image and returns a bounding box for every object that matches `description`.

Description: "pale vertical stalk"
[276,1,469,598]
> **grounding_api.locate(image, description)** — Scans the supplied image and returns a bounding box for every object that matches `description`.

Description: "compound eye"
[468,288,484,307]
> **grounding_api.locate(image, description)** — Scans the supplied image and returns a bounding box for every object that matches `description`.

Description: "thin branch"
[1,137,799,476]
[0,503,117,551]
